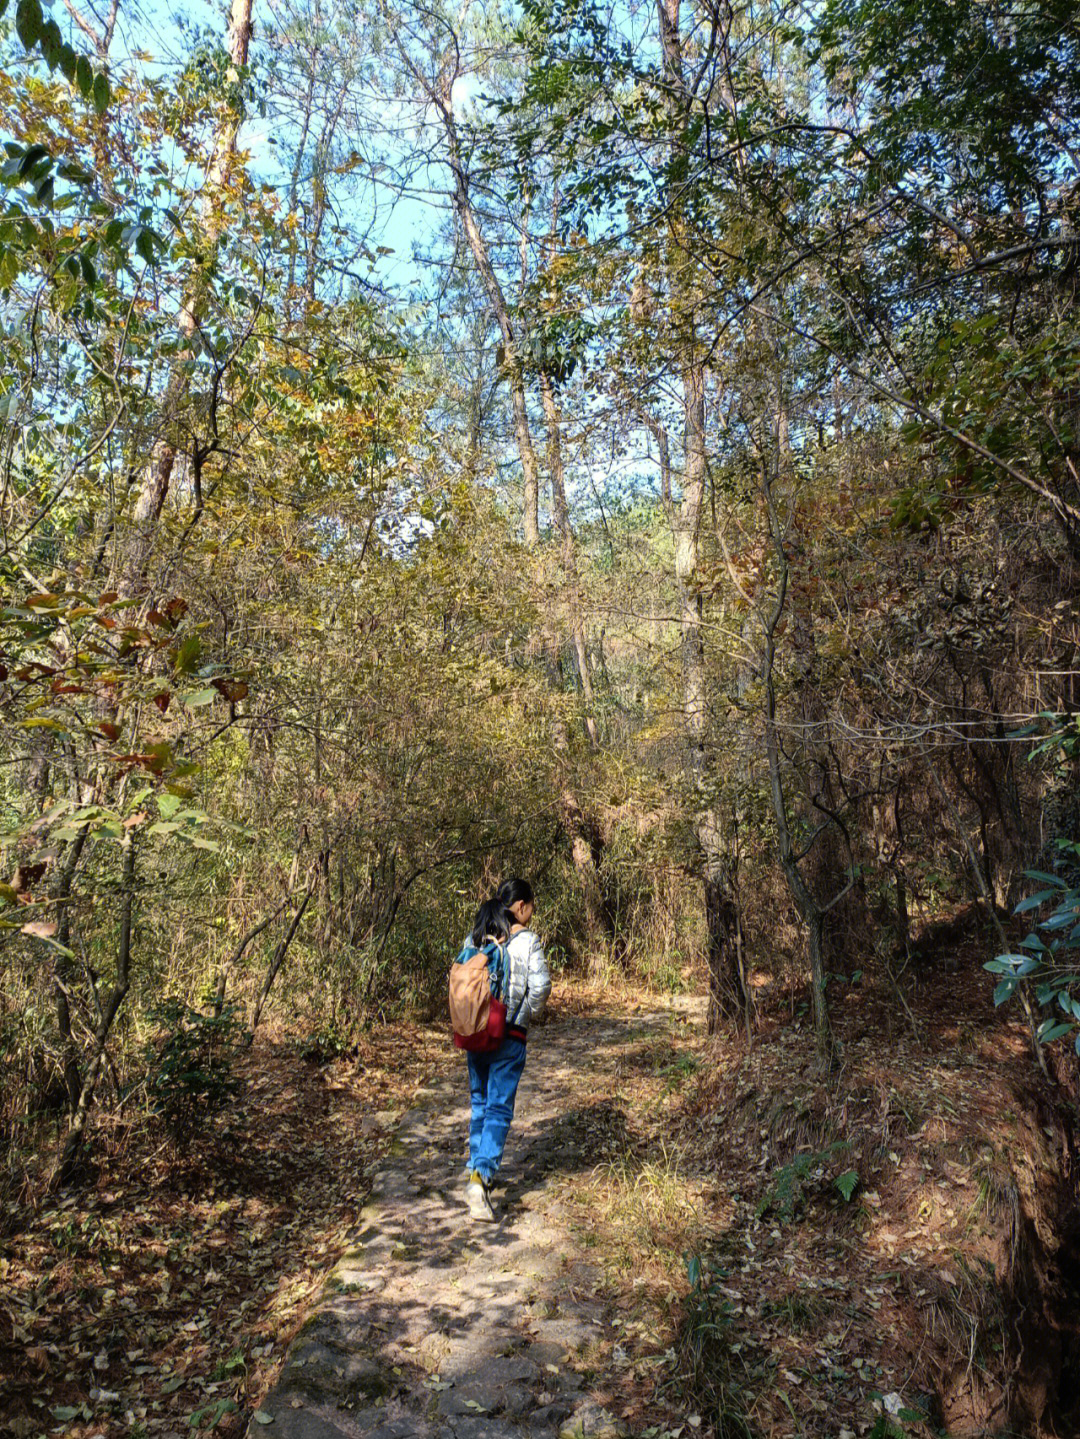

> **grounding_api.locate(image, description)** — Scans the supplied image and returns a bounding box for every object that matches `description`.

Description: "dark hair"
[471,898,513,948]
[497,877,534,910]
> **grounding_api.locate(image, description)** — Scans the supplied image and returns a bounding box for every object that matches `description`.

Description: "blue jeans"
[466,1037,528,1183]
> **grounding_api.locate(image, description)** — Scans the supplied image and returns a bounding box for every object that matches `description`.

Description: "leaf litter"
[0,1020,450,1438]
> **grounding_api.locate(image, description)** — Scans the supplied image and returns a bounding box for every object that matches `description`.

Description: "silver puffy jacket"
[503,927,551,1030]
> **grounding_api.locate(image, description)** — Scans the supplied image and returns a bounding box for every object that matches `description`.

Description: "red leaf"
[13,862,46,890]
[97,721,121,741]
[212,678,249,702]
[153,691,171,713]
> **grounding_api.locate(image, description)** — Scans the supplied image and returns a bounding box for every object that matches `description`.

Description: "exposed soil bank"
[683,955,1080,1437]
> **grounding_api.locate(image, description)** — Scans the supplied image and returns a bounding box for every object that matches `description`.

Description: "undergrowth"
[676,1252,754,1439]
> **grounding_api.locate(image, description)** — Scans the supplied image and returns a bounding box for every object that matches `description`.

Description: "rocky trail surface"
[250,1003,701,1439]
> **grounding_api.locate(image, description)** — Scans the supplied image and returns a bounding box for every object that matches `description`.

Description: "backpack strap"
[480,937,508,1001]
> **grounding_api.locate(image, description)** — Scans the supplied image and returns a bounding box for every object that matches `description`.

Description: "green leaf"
[143,741,172,772]
[1041,1024,1075,1047]
[58,41,77,83]
[92,71,110,115]
[174,634,201,674]
[15,0,42,51]
[1037,1020,1074,1045]
[76,54,93,99]
[993,978,1018,1007]
[181,687,218,707]
[834,1170,859,1202]
[252,1413,274,1426]
[18,142,48,177]
[135,226,158,264]
[1015,889,1058,914]
[984,954,1039,975]
[157,792,183,819]
[38,17,62,68]
[1022,870,1067,888]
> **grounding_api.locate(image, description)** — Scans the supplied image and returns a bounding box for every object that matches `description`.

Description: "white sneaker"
[465,1172,496,1221]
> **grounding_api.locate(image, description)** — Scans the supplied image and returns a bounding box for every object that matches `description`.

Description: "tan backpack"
[449,939,508,1052]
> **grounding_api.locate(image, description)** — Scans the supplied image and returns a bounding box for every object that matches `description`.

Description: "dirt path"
[250,1002,702,1439]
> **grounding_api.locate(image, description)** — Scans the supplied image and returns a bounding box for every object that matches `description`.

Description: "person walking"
[463,877,551,1221]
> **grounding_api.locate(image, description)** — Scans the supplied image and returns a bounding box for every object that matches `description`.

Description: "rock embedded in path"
[558,1402,630,1438]
[251,1404,354,1439]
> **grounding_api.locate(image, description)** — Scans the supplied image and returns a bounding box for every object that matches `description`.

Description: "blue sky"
[93,0,460,296]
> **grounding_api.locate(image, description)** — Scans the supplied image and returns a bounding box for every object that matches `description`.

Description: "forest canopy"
[1,0,1079,1186]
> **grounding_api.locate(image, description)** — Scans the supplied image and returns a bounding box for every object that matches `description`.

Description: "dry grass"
[588,1142,708,1271]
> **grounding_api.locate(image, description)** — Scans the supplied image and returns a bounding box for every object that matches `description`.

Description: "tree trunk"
[213,895,292,1015]
[703,857,747,1033]
[676,363,746,1023]
[249,879,316,1037]
[559,789,609,966]
[754,422,838,1062]
[56,838,136,1186]
[655,0,748,1028]
[408,49,540,546]
[52,826,90,1111]
[285,42,318,315]
[304,80,348,303]
[762,668,835,1060]
[540,371,598,747]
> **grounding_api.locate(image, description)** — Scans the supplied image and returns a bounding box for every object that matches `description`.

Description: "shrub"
[144,1000,244,1143]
